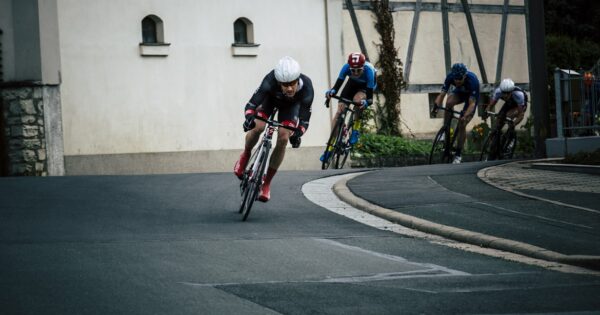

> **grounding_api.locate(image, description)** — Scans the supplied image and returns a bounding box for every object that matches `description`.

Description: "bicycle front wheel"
[240,147,268,221]
[322,118,344,170]
[502,133,517,159]
[429,128,447,164]
[479,133,493,161]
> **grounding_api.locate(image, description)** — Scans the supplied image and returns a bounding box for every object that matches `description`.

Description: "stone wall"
[1,84,51,175]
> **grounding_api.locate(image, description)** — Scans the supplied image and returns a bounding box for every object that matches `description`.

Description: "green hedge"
[352,133,430,159]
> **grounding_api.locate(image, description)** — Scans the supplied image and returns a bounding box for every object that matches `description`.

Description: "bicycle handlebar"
[484,111,515,123]
[432,103,462,116]
[325,95,362,110]
[254,115,300,133]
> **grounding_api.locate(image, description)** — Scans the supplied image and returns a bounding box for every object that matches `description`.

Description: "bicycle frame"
[429,105,462,164]
[238,109,297,221]
[322,95,360,170]
[480,111,516,161]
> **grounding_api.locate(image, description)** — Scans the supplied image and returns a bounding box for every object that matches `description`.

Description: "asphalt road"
[1,169,599,314]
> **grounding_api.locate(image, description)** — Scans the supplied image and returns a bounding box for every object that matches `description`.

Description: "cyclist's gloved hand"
[243,110,256,132]
[290,135,301,148]
[325,89,336,99]
[431,104,439,116]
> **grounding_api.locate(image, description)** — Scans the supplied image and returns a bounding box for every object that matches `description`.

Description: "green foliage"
[563,148,600,165]
[370,0,405,136]
[545,35,600,74]
[352,133,430,159]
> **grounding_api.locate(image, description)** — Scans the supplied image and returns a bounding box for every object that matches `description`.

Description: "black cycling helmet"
[450,63,467,79]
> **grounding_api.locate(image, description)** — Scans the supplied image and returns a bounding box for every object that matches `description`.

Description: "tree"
[371,0,405,136]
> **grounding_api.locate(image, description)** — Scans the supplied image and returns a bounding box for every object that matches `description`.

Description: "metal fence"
[553,66,600,138]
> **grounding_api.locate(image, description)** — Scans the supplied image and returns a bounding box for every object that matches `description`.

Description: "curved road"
[1,167,599,314]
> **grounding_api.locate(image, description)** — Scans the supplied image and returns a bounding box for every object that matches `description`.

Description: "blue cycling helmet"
[450,63,467,79]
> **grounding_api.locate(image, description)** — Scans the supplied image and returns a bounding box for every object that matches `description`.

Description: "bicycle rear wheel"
[429,128,447,164]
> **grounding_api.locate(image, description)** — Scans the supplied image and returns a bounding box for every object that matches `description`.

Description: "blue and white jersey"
[337,61,377,91]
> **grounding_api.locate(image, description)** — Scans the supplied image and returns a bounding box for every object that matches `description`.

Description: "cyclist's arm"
[365,65,377,106]
[434,91,447,107]
[330,78,344,95]
[246,72,274,114]
[298,76,315,135]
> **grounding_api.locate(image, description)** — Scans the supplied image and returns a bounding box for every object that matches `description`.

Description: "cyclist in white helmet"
[233,56,314,202]
[483,78,528,129]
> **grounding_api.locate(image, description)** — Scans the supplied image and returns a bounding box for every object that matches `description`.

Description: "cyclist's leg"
[259,105,298,201]
[349,91,366,144]
[445,93,467,163]
[235,105,268,178]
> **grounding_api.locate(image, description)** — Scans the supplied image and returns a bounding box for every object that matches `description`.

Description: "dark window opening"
[234,19,248,44]
[142,17,157,43]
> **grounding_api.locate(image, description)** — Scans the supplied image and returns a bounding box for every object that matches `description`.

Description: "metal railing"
[553,67,600,138]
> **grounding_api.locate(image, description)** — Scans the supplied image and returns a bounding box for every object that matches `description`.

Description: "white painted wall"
[57,0,334,156]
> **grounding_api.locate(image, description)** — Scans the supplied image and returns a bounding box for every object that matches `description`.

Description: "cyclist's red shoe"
[258,167,277,202]
[234,152,250,179]
[258,182,271,202]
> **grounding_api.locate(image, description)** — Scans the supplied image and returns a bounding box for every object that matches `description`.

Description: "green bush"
[352,133,430,159]
[563,148,600,165]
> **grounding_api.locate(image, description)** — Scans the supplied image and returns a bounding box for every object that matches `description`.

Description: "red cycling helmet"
[347,52,366,69]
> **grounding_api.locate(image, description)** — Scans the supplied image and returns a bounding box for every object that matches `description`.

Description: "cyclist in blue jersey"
[233,56,314,202]
[432,63,480,164]
[322,52,377,162]
[483,78,528,129]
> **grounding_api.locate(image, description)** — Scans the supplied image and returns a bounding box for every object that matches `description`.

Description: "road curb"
[333,173,600,271]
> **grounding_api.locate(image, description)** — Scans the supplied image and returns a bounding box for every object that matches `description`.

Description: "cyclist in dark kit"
[322,52,377,162]
[233,56,314,202]
[432,62,480,164]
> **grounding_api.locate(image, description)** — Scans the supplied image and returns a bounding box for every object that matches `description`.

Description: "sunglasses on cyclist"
[350,67,363,74]
[279,79,299,87]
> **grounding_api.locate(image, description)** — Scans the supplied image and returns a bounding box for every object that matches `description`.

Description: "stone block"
[9,101,22,115]
[11,125,39,138]
[23,150,37,163]
[38,149,47,160]
[20,99,36,115]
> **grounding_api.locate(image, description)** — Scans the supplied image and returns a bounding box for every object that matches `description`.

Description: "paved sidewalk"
[335,160,600,270]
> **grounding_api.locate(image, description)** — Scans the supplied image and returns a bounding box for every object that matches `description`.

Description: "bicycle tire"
[429,128,447,164]
[337,116,354,169]
[331,123,347,169]
[238,143,261,214]
[241,146,268,221]
[322,117,344,170]
[481,130,501,162]
[502,132,517,159]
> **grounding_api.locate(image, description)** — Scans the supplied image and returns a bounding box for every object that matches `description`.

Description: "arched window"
[233,18,254,45]
[141,15,164,44]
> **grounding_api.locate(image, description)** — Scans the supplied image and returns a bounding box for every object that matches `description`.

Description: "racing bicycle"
[321,95,362,170]
[479,111,517,161]
[238,109,297,221]
[429,104,463,164]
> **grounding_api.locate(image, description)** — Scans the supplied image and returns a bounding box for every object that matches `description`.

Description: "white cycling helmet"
[499,78,515,92]
[274,56,301,83]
